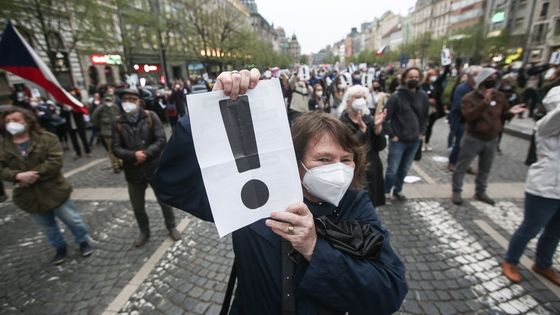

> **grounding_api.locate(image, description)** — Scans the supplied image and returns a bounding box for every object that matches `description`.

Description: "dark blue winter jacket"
[152,116,408,315]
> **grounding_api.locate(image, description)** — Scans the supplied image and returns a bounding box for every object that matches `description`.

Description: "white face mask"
[301,162,354,206]
[6,121,26,136]
[316,91,323,97]
[105,101,113,106]
[122,101,138,114]
[351,97,370,115]
[430,76,437,83]
[338,84,346,90]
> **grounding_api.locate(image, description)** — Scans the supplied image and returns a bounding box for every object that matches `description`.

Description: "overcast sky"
[256,0,417,54]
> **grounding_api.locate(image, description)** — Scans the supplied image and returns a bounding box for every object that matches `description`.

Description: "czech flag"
[0,22,87,113]
[376,45,386,56]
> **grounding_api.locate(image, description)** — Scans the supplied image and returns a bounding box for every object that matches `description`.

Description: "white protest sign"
[298,65,310,81]
[202,72,210,82]
[549,51,560,65]
[441,48,452,66]
[359,63,368,71]
[343,72,352,87]
[187,79,303,237]
[31,88,41,98]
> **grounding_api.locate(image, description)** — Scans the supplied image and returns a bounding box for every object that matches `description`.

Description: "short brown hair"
[291,112,366,189]
[1,106,44,134]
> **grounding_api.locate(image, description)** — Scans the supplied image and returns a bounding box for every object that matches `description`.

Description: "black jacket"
[112,110,166,183]
[383,86,430,142]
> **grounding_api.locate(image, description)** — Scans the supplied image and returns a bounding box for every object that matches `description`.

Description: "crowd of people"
[1,57,559,312]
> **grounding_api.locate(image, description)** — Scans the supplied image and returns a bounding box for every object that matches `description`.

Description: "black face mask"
[406,79,419,89]
[482,80,496,89]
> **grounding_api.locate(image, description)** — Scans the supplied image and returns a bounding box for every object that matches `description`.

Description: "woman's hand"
[374,109,386,135]
[266,202,317,261]
[349,110,367,133]
[212,68,261,100]
[15,171,39,185]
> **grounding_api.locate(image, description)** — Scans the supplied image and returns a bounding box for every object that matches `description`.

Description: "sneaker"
[532,264,560,286]
[393,192,407,201]
[52,246,67,265]
[134,232,150,247]
[502,262,521,283]
[79,241,94,257]
[474,193,495,206]
[425,145,433,152]
[452,192,463,205]
[169,228,181,241]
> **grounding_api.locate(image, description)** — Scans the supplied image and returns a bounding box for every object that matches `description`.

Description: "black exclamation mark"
[219,95,269,210]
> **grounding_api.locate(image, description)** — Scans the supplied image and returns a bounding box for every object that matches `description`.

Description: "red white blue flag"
[0,22,87,113]
[376,45,387,56]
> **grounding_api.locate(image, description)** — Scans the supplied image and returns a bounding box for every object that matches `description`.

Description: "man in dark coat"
[383,67,430,201]
[112,88,181,247]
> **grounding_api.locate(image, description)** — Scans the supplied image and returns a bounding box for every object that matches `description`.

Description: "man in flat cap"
[112,88,181,247]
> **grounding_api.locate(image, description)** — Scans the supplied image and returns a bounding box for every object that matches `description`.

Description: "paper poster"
[202,72,210,82]
[549,51,560,65]
[298,65,310,81]
[187,79,303,237]
[441,48,452,66]
[359,63,368,71]
[342,72,352,87]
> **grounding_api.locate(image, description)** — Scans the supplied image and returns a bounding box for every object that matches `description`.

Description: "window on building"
[541,2,550,17]
[518,0,527,10]
[532,23,548,43]
[555,19,560,35]
[515,17,525,30]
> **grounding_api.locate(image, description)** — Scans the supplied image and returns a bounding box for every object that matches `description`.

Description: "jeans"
[452,134,497,194]
[128,181,176,234]
[505,193,560,268]
[31,199,89,249]
[384,139,421,194]
[448,123,465,165]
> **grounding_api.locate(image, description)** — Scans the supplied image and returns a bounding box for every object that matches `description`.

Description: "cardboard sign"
[187,79,303,237]
[441,48,452,66]
[298,65,310,81]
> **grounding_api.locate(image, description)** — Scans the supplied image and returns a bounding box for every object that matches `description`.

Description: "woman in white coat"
[502,86,560,286]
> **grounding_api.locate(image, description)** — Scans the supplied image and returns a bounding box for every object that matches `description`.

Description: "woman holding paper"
[152,69,407,315]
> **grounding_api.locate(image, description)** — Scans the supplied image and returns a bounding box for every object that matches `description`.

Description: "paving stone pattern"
[378,200,560,315]
[68,161,128,188]
[0,201,186,315]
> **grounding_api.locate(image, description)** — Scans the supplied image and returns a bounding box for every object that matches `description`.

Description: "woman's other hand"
[212,68,261,100]
[266,202,317,261]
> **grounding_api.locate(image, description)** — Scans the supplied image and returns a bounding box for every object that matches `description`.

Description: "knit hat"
[474,68,497,88]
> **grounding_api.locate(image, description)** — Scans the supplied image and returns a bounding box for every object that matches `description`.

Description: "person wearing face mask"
[451,68,526,206]
[62,89,91,160]
[0,107,94,265]
[420,65,450,152]
[92,94,122,173]
[88,92,102,147]
[339,85,388,207]
[369,79,388,113]
[329,74,346,110]
[307,83,329,113]
[112,89,181,247]
[383,67,430,201]
[502,86,560,286]
[288,70,313,117]
[151,69,407,314]
[170,81,188,118]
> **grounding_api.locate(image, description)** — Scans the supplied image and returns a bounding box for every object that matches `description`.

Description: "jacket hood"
[474,68,497,88]
[542,86,560,112]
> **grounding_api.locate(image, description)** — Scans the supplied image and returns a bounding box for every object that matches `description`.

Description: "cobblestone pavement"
[1,121,559,315]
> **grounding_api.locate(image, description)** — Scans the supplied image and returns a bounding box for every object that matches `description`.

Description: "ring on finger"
[286,224,294,234]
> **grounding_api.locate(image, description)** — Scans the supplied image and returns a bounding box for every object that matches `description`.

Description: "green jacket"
[0,131,72,213]
[92,104,119,137]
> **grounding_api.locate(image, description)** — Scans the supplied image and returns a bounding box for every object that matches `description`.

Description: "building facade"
[527,0,560,63]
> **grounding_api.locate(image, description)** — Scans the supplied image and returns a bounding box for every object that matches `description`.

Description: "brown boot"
[502,262,521,283]
[532,264,560,286]
[133,232,150,247]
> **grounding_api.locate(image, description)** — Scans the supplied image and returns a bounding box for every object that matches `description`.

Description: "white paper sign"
[187,79,303,237]
[298,65,310,81]
[549,51,560,65]
[441,48,452,66]
[202,72,210,82]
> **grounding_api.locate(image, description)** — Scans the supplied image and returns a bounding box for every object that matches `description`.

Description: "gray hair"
[337,85,369,117]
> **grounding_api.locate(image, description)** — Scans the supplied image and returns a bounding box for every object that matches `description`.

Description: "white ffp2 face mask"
[6,122,26,135]
[302,162,354,206]
[351,97,370,115]
[122,102,138,114]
